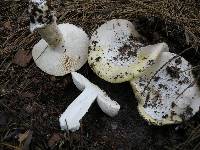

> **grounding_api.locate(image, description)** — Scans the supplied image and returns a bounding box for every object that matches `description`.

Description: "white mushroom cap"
[131,52,200,125]
[32,24,89,76]
[30,0,89,76]
[88,19,168,83]
[59,72,120,131]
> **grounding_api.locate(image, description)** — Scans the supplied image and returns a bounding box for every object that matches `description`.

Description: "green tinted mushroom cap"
[88,19,168,83]
[131,52,200,125]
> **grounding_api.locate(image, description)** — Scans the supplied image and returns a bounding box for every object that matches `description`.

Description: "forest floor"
[0,0,200,150]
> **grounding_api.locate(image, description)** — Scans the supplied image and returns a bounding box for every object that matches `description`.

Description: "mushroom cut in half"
[29,0,89,76]
[131,52,200,125]
[88,19,168,83]
[59,72,120,131]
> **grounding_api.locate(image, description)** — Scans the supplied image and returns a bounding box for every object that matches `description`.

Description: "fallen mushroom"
[131,52,200,125]
[29,0,89,76]
[88,19,200,125]
[59,72,120,131]
[88,19,169,83]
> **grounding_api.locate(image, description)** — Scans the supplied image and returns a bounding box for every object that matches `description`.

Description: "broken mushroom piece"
[59,72,120,131]
[71,72,120,117]
[131,52,200,125]
[29,0,89,76]
[88,19,168,83]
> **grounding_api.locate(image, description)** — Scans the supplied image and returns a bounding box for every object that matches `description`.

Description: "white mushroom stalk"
[131,52,200,125]
[29,0,89,76]
[88,19,168,83]
[59,72,120,131]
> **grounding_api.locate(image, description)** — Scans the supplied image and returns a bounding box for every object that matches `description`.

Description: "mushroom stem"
[59,72,120,131]
[29,0,63,48]
[37,23,63,48]
[71,72,120,117]
[59,87,98,131]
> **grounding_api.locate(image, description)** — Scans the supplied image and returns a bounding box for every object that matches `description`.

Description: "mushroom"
[29,0,89,76]
[88,19,200,125]
[131,52,200,125]
[59,72,120,131]
[88,19,168,83]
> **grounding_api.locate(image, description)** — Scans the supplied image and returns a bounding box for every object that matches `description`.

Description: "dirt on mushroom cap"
[88,19,170,83]
[131,52,200,125]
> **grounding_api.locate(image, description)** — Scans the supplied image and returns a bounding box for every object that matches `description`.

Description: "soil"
[0,0,200,150]
[166,66,180,79]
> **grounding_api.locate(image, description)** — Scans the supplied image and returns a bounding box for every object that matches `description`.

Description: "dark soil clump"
[166,66,180,79]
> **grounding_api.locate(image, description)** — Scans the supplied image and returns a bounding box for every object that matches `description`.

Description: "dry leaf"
[22,131,33,150]
[12,49,32,67]
[48,133,63,149]
[18,130,33,150]
[18,131,30,145]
